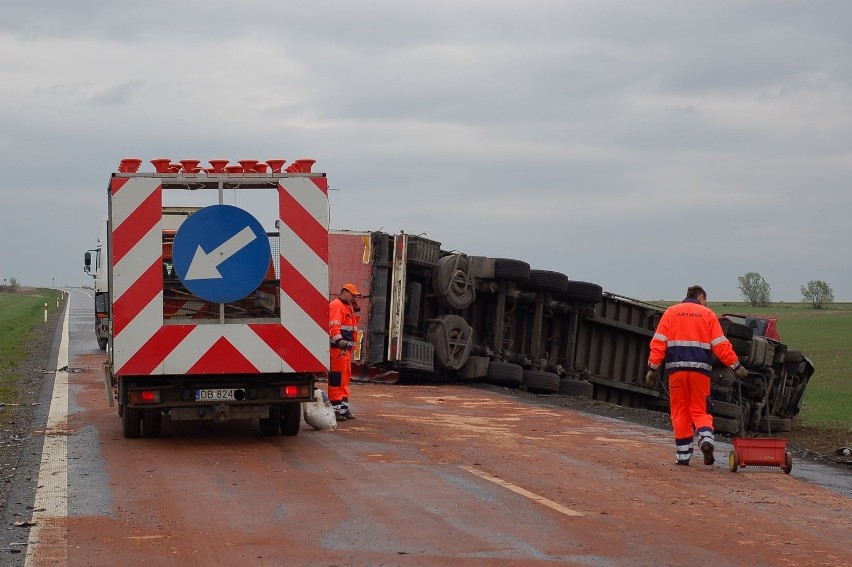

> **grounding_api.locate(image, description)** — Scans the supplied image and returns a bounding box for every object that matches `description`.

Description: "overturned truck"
[329,230,814,435]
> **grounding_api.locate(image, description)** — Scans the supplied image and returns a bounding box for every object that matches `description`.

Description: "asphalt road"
[3,290,850,566]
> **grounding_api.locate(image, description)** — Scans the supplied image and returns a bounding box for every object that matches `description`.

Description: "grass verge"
[0,289,62,403]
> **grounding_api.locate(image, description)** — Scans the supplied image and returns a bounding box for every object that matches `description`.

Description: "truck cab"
[83,218,109,350]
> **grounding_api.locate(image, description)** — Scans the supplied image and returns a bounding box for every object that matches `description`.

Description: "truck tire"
[142,411,162,438]
[426,314,473,371]
[493,258,531,282]
[724,322,754,341]
[433,254,476,310]
[280,403,301,436]
[713,415,740,435]
[758,416,792,433]
[526,270,569,294]
[711,366,736,388]
[407,238,441,267]
[521,370,560,394]
[486,361,523,387]
[259,406,281,435]
[729,337,751,357]
[558,378,593,397]
[122,406,142,439]
[563,281,603,304]
[711,399,741,419]
[784,349,804,364]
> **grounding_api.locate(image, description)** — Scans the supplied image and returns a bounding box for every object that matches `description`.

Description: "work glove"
[337,339,354,351]
[644,369,658,388]
[734,365,748,379]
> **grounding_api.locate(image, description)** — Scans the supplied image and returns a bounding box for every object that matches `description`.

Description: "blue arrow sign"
[172,205,272,303]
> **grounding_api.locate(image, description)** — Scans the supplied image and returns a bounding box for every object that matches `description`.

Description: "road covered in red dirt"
[21,356,850,566]
[8,292,849,567]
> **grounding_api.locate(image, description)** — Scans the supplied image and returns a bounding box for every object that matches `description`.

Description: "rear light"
[96,312,109,319]
[280,384,310,399]
[129,390,160,404]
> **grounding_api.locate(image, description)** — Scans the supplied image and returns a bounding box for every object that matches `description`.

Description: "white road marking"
[25,302,70,567]
[459,465,584,517]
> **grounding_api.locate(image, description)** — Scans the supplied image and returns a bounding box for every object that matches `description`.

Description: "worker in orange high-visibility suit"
[646,285,748,466]
[328,283,362,421]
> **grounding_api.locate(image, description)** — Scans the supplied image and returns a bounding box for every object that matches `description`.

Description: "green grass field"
[0,289,61,402]
[709,301,852,429]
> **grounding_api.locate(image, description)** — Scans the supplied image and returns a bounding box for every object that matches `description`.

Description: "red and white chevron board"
[109,175,330,376]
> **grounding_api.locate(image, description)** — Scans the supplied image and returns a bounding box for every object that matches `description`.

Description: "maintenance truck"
[96,157,328,438]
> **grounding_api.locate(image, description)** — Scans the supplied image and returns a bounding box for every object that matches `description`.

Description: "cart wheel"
[728,449,739,472]
[782,451,793,474]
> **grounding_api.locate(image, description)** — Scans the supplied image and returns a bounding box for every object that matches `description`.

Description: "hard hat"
[342,283,362,296]
[303,389,337,431]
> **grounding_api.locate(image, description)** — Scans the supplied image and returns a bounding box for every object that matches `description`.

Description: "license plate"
[195,388,236,401]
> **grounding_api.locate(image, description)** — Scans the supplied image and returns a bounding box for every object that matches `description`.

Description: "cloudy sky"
[2,1,850,301]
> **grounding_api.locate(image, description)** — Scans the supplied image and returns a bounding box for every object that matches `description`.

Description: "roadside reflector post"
[44,302,48,323]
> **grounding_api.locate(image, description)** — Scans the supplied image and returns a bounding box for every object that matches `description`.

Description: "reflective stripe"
[697,428,714,448]
[676,439,693,461]
[710,336,729,347]
[668,339,710,349]
[653,332,667,342]
[330,319,342,326]
[666,361,712,373]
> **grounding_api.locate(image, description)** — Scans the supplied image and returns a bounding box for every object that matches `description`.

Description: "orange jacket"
[648,298,742,376]
[329,298,357,358]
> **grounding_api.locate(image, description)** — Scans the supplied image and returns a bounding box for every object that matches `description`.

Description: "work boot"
[700,441,715,466]
[341,401,355,420]
[675,460,690,466]
[332,403,347,422]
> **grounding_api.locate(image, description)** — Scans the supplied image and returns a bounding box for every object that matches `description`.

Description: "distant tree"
[737,272,771,307]
[801,280,834,309]
[8,277,18,293]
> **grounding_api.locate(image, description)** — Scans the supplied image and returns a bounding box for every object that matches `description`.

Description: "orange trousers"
[668,370,713,440]
[328,350,351,404]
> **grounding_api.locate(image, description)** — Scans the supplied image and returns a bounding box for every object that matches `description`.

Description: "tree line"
[737,272,835,309]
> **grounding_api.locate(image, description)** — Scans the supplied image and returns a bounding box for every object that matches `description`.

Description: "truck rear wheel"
[142,411,162,437]
[122,406,142,438]
[563,280,603,304]
[280,403,301,436]
[485,361,523,387]
[558,378,594,397]
[493,258,531,282]
[259,407,281,435]
[526,270,569,294]
[521,370,560,394]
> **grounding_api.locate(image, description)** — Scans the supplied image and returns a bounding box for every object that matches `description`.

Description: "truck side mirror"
[84,251,92,273]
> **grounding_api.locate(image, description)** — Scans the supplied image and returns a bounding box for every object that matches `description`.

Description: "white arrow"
[185,226,258,280]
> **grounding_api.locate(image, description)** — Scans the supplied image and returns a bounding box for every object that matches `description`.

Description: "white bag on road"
[303,388,337,431]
